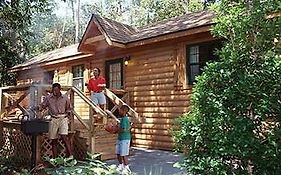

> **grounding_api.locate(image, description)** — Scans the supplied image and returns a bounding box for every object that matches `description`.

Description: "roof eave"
[92,15,126,48]
[79,14,126,51]
[125,24,213,48]
[78,15,95,52]
[10,53,92,72]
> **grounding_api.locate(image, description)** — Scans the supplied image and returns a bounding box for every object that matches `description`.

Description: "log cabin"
[1,10,222,162]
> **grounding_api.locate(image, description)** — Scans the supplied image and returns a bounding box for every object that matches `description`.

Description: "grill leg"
[31,135,37,169]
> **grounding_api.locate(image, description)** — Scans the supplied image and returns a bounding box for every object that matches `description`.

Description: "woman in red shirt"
[86,67,106,110]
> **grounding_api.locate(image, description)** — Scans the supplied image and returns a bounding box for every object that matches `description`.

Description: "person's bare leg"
[61,135,72,157]
[51,139,58,158]
[122,156,131,172]
[122,156,129,165]
[100,104,105,110]
[117,154,122,164]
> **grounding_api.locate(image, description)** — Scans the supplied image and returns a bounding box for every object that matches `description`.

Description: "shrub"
[172,0,281,174]
[44,154,120,175]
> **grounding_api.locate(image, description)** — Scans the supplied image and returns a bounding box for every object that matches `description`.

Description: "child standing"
[116,105,131,173]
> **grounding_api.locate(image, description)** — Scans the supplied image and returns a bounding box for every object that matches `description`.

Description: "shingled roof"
[92,10,215,44]
[11,44,92,71]
[94,15,137,43]
[12,10,215,71]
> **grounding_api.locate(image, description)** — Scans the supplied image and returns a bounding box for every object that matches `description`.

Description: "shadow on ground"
[106,147,185,175]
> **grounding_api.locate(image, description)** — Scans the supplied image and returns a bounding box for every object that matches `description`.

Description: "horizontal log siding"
[125,45,191,150]
[17,69,45,85]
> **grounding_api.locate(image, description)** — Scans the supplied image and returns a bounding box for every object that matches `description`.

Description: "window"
[72,65,84,90]
[187,40,222,85]
[43,71,54,84]
[105,58,123,89]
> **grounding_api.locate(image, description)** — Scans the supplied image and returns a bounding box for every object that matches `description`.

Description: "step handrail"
[71,86,107,117]
[71,86,122,124]
[72,110,90,131]
[104,88,140,122]
[2,92,30,116]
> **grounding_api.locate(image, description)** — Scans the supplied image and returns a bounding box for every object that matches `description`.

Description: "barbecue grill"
[20,109,49,168]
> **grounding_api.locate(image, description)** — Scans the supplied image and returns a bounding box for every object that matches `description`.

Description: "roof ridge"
[92,13,138,34]
[138,10,211,31]
[89,10,214,44]
[11,44,81,70]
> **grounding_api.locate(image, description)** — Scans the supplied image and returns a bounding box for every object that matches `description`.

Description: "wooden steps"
[74,127,117,160]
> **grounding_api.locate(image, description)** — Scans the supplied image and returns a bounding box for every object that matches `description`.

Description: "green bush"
[44,154,120,175]
[172,0,281,174]
[0,155,31,175]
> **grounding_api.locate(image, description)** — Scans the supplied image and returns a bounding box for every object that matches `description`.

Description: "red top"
[87,77,106,92]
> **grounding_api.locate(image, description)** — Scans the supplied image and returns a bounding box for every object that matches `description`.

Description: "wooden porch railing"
[0,83,139,156]
[104,88,140,123]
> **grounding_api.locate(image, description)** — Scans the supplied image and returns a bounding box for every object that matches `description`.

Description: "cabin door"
[105,58,124,116]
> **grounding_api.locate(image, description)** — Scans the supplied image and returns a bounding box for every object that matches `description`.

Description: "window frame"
[72,64,84,91]
[43,70,54,84]
[186,40,222,85]
[105,58,124,89]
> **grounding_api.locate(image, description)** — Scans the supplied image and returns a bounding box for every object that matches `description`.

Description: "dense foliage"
[0,0,50,86]
[173,0,281,174]
[0,154,126,175]
[102,0,209,26]
[44,155,121,175]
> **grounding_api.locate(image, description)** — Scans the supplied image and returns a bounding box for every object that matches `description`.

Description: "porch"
[0,83,139,166]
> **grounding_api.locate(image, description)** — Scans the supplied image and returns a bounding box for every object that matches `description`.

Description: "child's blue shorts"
[116,140,130,156]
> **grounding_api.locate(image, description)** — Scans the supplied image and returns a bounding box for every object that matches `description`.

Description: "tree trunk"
[58,19,66,48]
[75,0,80,43]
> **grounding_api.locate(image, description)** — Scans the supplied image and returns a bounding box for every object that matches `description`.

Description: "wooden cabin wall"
[85,42,192,150]
[15,32,215,151]
[16,69,46,108]
[17,69,45,85]
[124,32,215,150]
[55,62,91,121]
[16,63,91,122]
[125,45,191,150]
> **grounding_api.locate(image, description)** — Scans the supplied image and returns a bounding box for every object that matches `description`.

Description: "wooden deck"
[0,83,139,165]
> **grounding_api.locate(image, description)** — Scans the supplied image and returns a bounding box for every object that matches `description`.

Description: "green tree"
[103,0,131,24]
[28,1,60,56]
[173,0,281,174]
[131,0,205,26]
[28,12,77,56]
[0,0,49,86]
[80,2,103,30]
[28,0,103,57]
[99,0,209,26]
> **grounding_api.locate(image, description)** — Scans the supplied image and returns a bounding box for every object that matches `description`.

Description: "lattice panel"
[40,134,67,158]
[73,133,88,160]
[0,127,89,167]
[0,128,31,165]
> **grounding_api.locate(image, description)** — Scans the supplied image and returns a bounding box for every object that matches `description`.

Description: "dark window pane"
[189,46,199,64]
[72,65,84,90]
[43,71,54,84]
[109,62,122,89]
[187,40,222,85]
[190,65,200,84]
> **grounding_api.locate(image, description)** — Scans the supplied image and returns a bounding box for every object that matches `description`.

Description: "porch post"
[0,121,3,148]
[70,89,74,132]
[0,88,3,116]
[89,108,96,155]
